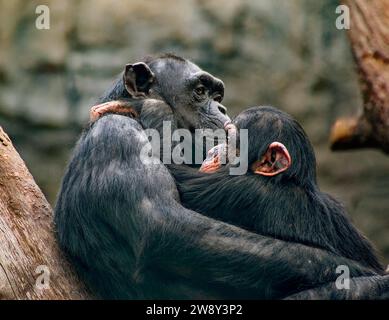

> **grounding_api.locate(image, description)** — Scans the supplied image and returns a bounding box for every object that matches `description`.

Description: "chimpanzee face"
[123,57,230,132]
[200,106,318,184]
[200,139,291,177]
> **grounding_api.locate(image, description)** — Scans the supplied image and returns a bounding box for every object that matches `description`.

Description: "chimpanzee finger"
[90,100,138,122]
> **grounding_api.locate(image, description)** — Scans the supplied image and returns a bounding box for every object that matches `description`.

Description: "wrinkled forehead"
[149,58,202,82]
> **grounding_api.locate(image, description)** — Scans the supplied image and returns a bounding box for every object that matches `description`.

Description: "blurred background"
[0,0,388,263]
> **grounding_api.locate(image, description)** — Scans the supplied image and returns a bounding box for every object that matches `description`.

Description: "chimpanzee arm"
[150,204,379,298]
[55,114,377,299]
[285,275,389,300]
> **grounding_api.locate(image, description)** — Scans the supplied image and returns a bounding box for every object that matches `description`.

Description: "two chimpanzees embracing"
[170,106,389,299]
[55,54,387,300]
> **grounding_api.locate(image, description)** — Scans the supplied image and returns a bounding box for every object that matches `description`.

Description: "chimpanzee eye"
[195,86,206,96]
[213,94,223,103]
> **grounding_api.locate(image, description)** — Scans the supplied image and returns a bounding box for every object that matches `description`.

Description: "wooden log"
[0,126,89,299]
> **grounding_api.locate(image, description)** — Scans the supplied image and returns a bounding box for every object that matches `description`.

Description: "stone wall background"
[1,0,389,263]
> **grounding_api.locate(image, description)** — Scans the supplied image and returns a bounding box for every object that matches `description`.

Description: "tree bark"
[330,0,389,153]
[0,126,90,299]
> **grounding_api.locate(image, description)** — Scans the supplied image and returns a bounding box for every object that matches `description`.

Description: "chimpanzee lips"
[199,143,228,173]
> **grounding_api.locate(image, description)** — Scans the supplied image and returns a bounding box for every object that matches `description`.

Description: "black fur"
[170,106,389,299]
[56,113,384,299]
[170,106,383,273]
[55,57,386,299]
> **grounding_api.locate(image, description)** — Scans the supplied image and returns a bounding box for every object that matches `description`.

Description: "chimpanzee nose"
[210,102,230,128]
[218,105,227,115]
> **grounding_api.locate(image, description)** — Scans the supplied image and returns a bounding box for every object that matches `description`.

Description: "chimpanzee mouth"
[199,143,227,173]
[199,121,244,173]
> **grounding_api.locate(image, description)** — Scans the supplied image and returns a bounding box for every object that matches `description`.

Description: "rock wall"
[1,0,389,262]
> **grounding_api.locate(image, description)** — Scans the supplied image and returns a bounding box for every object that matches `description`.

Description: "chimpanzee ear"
[123,62,155,97]
[252,142,291,176]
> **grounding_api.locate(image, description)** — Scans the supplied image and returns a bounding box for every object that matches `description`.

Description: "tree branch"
[330,0,389,153]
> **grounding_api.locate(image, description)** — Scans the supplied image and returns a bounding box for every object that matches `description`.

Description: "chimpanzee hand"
[90,100,138,122]
[285,274,389,300]
[57,54,379,299]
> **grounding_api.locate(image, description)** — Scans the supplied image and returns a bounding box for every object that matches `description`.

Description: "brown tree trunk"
[0,126,90,299]
[330,0,389,153]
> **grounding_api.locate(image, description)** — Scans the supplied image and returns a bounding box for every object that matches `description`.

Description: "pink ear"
[252,142,291,176]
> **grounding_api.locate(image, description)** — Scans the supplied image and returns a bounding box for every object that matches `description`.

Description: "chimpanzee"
[97,54,227,128]
[55,54,382,300]
[169,106,389,299]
